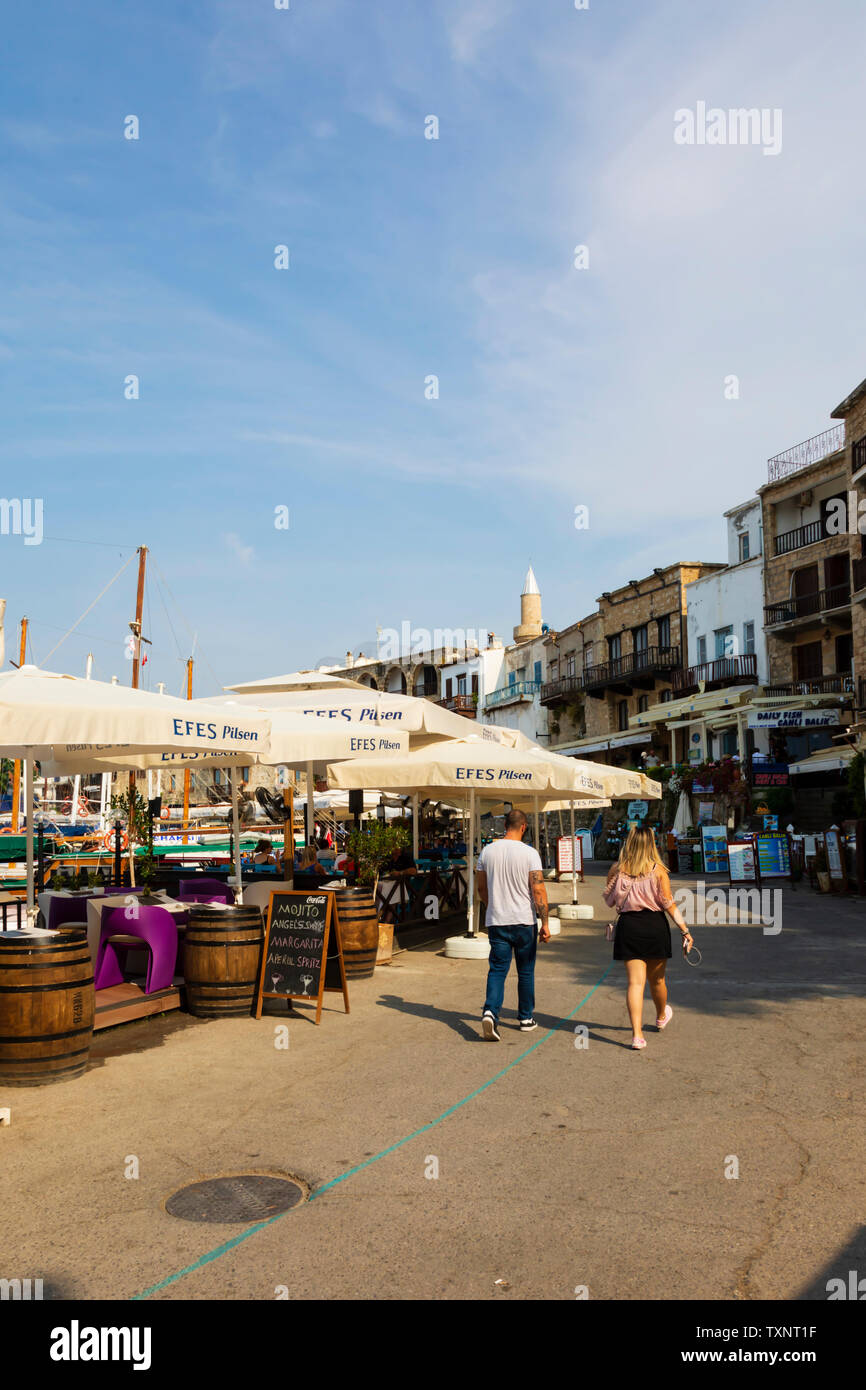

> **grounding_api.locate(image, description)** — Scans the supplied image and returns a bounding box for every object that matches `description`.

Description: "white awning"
[788,746,856,776]
[554,731,650,755]
[606,730,652,748]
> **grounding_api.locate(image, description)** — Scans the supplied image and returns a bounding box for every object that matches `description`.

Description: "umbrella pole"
[24,755,35,926]
[533,795,540,856]
[231,764,244,904]
[467,789,476,937]
[570,799,577,905]
[412,793,419,861]
[305,761,314,847]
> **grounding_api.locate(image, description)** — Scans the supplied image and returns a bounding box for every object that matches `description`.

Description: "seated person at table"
[386,843,417,878]
[295,846,328,878]
[252,839,276,866]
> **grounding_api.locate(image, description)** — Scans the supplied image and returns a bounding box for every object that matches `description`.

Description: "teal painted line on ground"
[132,963,613,1300]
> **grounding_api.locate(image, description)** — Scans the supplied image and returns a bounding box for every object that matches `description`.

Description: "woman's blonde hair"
[299,845,318,868]
[617,826,663,878]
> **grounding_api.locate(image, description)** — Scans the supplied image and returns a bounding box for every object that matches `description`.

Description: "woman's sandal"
[631,1037,647,1049]
[656,1005,673,1031]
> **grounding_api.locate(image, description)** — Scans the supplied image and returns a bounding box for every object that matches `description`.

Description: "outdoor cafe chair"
[94,905,178,995]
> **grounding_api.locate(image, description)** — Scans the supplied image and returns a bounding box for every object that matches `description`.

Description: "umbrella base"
[443,934,490,959]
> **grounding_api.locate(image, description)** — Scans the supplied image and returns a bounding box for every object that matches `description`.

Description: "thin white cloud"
[225,533,254,566]
[448,0,514,66]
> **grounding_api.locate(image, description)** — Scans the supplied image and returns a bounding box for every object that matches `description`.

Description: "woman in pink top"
[603,827,694,1050]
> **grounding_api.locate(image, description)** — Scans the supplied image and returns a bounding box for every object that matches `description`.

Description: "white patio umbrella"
[44,706,410,901]
[672,789,691,838]
[0,667,271,920]
[223,685,517,747]
[226,670,372,693]
[328,737,607,936]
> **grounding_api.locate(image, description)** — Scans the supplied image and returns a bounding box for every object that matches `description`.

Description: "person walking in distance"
[603,826,694,1051]
[476,809,550,1040]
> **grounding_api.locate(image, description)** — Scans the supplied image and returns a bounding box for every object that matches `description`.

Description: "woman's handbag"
[605,919,617,943]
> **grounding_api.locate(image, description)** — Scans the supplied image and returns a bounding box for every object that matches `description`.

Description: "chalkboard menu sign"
[677,840,698,874]
[255,890,349,1024]
[755,833,792,880]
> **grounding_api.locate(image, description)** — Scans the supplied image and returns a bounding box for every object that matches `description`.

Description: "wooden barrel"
[0,930,95,1086]
[333,891,379,979]
[183,906,264,1018]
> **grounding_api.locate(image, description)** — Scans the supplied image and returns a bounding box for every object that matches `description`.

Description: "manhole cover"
[165,1175,306,1224]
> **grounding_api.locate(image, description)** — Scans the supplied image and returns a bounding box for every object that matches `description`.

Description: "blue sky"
[2,0,866,696]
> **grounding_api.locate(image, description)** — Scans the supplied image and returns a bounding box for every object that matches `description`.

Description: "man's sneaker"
[482,1012,500,1041]
[519,1018,538,1032]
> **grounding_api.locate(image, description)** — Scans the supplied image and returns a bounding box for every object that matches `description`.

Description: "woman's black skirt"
[613,909,671,961]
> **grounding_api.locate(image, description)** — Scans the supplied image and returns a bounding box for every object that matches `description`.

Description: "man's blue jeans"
[483,923,537,1023]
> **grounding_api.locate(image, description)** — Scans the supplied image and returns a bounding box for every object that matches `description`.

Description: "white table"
[37,888,105,933]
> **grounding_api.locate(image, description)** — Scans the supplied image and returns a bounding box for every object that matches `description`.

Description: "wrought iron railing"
[673,654,757,692]
[582,645,681,691]
[484,680,540,708]
[853,556,866,593]
[438,694,476,716]
[764,584,851,625]
[763,675,854,697]
[774,519,825,556]
[540,674,583,705]
[767,424,846,482]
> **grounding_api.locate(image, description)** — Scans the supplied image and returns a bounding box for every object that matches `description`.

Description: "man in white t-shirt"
[475,809,550,1041]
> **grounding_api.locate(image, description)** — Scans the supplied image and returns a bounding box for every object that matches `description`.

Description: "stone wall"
[759,449,852,687]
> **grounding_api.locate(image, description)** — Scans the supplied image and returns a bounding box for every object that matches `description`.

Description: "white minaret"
[513,566,542,641]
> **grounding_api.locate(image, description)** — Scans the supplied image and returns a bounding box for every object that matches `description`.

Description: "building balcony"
[437,694,477,718]
[767,424,846,483]
[852,556,866,600]
[539,674,583,706]
[484,680,541,710]
[672,654,758,694]
[764,584,851,628]
[773,519,826,557]
[859,677,866,712]
[582,645,681,697]
[763,675,855,698]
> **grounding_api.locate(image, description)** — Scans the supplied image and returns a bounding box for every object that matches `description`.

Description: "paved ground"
[2,865,865,1302]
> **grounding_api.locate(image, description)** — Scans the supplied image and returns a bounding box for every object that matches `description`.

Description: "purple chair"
[177,878,235,905]
[44,896,90,932]
[94,905,178,995]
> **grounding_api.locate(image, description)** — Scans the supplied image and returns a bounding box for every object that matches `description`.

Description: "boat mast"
[182,656,193,844]
[128,546,147,807]
[10,617,27,833]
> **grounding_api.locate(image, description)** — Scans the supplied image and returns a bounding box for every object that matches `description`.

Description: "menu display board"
[824,829,846,885]
[556,836,584,879]
[728,839,758,884]
[755,833,791,880]
[255,890,349,1024]
[701,825,729,874]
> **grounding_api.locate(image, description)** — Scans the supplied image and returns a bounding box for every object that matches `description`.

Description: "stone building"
[830,374,866,720]
[542,562,724,764]
[757,423,854,699]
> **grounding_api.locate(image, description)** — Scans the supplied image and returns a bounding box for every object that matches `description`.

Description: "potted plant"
[344,824,411,969]
[110,786,151,889]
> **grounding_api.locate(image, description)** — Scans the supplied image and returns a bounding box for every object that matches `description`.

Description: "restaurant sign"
[753,761,790,787]
[747,710,842,730]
